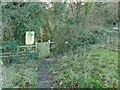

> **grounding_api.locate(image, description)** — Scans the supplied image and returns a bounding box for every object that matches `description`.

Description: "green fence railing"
[1,41,51,59]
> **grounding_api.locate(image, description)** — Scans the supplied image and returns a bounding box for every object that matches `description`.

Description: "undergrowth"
[48,46,118,88]
[2,58,39,88]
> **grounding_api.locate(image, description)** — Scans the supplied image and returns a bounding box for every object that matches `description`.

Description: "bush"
[2,40,18,53]
[52,26,112,54]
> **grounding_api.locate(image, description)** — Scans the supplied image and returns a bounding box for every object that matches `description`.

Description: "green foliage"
[1,2,118,88]
[48,47,118,88]
[49,2,117,54]
[3,40,18,52]
[2,2,49,45]
[53,26,113,54]
[2,59,39,88]
[2,2,118,54]
[26,51,38,59]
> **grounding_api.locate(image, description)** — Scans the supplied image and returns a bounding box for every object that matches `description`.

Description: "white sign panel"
[25,31,35,45]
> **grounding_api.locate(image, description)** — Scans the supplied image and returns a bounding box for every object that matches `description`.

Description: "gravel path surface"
[38,57,57,88]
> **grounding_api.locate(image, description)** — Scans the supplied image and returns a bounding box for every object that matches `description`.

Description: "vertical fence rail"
[0,41,53,58]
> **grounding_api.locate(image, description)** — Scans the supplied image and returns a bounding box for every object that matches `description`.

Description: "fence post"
[36,42,37,51]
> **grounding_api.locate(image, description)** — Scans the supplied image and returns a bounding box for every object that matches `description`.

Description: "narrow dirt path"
[38,57,57,88]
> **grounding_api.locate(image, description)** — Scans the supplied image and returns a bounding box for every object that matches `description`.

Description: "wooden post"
[36,42,37,52]
[17,46,19,56]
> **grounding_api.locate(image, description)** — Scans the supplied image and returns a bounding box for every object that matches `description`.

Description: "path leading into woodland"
[38,56,58,88]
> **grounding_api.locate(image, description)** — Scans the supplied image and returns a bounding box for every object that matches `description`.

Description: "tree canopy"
[2,2,118,53]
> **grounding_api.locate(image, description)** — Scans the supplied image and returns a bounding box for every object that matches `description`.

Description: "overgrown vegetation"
[48,46,118,88]
[1,1,118,89]
[2,58,39,88]
[2,2,118,53]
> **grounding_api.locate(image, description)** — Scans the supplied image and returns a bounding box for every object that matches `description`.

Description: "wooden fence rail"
[0,44,37,58]
[0,41,53,58]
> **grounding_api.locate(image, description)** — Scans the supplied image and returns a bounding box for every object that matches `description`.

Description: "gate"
[37,42,50,58]
[0,41,52,59]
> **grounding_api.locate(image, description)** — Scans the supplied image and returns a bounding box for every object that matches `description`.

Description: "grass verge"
[48,46,118,88]
[2,58,40,88]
